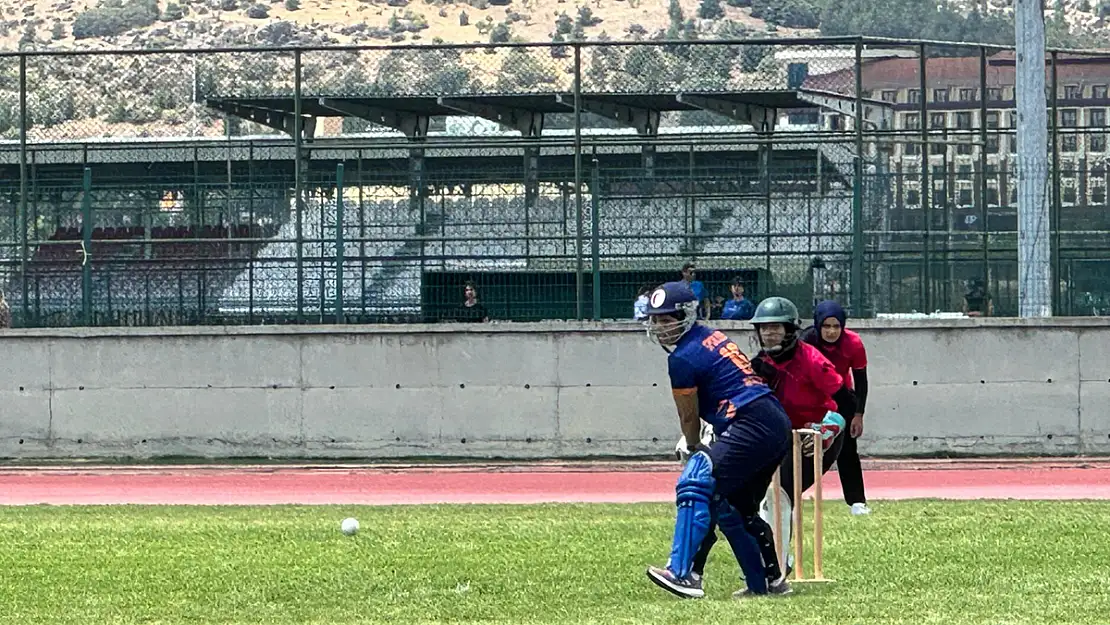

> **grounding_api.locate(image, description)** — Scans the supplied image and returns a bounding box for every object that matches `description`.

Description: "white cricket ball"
[341,517,359,536]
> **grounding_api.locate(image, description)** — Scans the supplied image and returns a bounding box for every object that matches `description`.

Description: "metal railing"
[0,36,1106,325]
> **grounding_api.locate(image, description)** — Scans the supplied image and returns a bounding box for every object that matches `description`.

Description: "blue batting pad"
[666,450,715,578]
[718,502,768,594]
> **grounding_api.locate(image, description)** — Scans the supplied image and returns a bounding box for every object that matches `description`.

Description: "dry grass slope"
[2,0,1106,139]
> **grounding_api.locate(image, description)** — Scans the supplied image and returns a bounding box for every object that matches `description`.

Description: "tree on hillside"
[496,48,557,92]
[417,50,472,94]
[624,46,672,92]
[751,0,820,29]
[688,44,731,91]
[585,31,626,91]
[698,0,725,20]
[668,0,684,29]
[818,0,1018,48]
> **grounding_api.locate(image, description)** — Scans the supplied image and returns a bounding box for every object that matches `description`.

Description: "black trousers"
[836,416,867,505]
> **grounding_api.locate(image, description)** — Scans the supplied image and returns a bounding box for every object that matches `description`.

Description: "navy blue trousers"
[694,394,792,579]
[706,394,793,506]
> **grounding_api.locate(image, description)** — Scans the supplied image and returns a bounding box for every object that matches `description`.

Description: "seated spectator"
[456,281,489,323]
[720,277,756,320]
[633,283,653,321]
[680,261,710,319]
[0,290,9,328]
[962,280,993,317]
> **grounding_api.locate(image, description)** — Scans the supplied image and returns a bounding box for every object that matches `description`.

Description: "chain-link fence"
[0,36,1104,326]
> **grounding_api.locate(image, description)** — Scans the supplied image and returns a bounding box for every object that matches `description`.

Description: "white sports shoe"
[850,502,872,516]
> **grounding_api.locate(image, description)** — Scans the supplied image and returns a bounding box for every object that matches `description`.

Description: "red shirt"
[812,329,868,390]
[767,341,843,429]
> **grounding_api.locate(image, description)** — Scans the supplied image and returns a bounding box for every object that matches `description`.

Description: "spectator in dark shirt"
[456,281,488,323]
[963,280,993,317]
[720,277,756,321]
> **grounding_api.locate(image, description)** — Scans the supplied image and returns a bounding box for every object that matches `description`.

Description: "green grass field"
[1,501,1107,624]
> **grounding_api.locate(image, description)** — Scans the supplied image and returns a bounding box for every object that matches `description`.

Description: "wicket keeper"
[748,296,854,571]
[644,281,794,599]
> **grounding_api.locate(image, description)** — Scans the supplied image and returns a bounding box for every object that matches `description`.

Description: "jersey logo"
[650,288,667,308]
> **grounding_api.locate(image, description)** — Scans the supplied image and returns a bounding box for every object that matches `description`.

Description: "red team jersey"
[812,329,868,390]
[765,341,843,429]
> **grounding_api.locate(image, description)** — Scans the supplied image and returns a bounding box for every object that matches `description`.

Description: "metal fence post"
[919,43,931,312]
[590,157,601,320]
[852,39,865,315]
[979,46,990,295]
[1050,50,1061,315]
[294,48,305,324]
[81,167,93,326]
[18,53,28,326]
[335,163,345,324]
[573,43,584,321]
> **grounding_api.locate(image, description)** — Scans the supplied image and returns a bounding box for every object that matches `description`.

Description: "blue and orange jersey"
[667,324,773,432]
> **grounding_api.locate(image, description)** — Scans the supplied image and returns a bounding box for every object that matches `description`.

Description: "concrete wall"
[1,317,1108,460]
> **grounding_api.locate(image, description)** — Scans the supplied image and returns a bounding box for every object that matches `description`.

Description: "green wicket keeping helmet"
[750,296,801,355]
[750,296,801,326]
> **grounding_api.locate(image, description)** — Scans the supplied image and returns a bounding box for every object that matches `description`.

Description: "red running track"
[2,461,1110,505]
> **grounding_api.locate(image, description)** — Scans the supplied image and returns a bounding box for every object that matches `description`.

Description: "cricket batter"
[643,281,794,599]
[687,296,850,588]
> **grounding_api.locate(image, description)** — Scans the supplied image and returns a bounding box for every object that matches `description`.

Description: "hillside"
[3,0,1106,140]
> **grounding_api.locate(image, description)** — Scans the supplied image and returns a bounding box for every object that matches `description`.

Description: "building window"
[908,89,921,104]
[881,90,897,103]
[1092,109,1106,127]
[959,188,973,206]
[1064,84,1082,100]
[986,135,1000,154]
[934,187,949,206]
[905,113,920,129]
[958,164,973,180]
[986,112,999,128]
[959,88,976,102]
[987,187,999,205]
[930,113,946,129]
[1092,134,1106,152]
[933,88,950,102]
[1063,186,1077,204]
[987,87,1003,101]
[1061,109,1078,127]
[906,189,920,205]
[956,112,973,129]
[1095,85,1109,100]
[932,143,947,155]
[1062,135,1078,152]
[957,143,973,155]
[1094,186,1107,205]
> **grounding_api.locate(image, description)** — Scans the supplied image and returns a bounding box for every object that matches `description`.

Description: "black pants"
[836,417,867,505]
